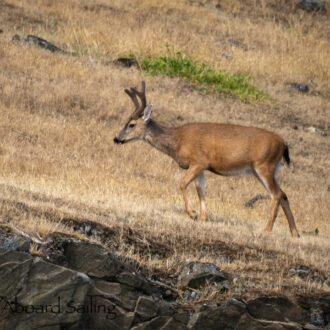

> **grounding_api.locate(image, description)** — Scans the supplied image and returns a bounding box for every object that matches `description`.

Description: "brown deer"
[114,81,299,237]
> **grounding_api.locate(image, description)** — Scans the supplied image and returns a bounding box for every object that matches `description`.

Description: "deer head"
[114,81,153,144]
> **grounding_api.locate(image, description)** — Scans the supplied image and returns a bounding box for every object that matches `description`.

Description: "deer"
[114,81,300,238]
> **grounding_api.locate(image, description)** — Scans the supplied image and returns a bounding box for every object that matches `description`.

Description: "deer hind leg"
[195,172,206,222]
[255,164,299,237]
[280,193,300,237]
[180,164,204,220]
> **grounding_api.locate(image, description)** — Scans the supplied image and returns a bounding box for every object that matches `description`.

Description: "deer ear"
[143,104,153,122]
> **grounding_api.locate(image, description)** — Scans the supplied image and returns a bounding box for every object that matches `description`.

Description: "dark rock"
[296,294,330,327]
[0,234,31,253]
[173,312,190,324]
[91,279,140,311]
[187,298,245,329]
[117,271,144,289]
[178,261,228,289]
[297,0,325,12]
[309,307,325,326]
[134,296,158,322]
[63,241,127,280]
[114,57,138,68]
[161,315,188,329]
[247,296,305,323]
[286,82,309,93]
[156,299,175,317]
[63,241,176,300]
[0,29,3,34]
[79,295,135,330]
[0,251,33,297]
[12,34,69,54]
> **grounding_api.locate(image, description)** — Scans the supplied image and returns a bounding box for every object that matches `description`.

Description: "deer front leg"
[195,172,206,221]
[180,164,204,220]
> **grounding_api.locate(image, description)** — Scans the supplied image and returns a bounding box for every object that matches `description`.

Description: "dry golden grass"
[0,0,329,297]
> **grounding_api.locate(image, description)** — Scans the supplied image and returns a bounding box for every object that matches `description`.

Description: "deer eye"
[129,123,136,128]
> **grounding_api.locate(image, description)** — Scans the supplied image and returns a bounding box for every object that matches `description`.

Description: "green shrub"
[140,52,265,103]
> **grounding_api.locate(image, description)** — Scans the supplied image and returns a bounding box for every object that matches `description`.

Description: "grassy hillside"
[0,0,329,300]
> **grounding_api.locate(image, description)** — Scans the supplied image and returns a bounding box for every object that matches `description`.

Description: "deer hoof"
[188,210,197,220]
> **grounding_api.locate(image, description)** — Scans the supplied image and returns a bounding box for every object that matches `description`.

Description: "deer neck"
[144,120,178,159]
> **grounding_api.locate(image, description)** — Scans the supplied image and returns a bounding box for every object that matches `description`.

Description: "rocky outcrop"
[0,231,179,330]
[12,34,69,54]
[0,230,329,329]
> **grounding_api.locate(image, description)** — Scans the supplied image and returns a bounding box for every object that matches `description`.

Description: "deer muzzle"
[113,137,123,144]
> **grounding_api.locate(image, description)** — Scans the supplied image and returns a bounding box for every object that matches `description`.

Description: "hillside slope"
[0,0,329,304]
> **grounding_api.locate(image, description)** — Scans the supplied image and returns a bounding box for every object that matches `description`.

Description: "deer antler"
[125,81,147,119]
[125,88,139,115]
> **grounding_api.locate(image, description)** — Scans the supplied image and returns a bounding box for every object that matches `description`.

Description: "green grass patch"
[139,52,265,103]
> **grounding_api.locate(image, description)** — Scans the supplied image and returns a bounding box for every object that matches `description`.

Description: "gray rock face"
[178,261,228,289]
[0,238,179,330]
[247,296,306,323]
[187,298,245,329]
[0,251,90,330]
[134,296,159,322]
[91,280,139,311]
[63,241,127,280]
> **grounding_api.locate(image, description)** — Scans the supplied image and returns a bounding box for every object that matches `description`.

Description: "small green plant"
[140,52,265,102]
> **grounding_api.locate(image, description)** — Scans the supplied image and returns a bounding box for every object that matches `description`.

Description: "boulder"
[296,0,325,12]
[63,241,127,280]
[178,261,228,289]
